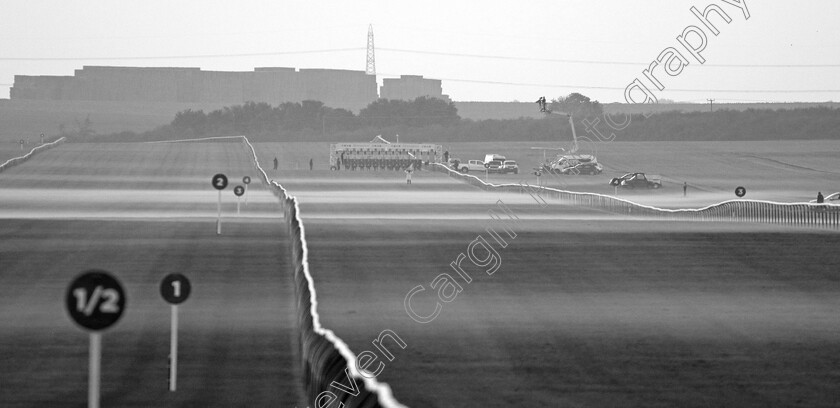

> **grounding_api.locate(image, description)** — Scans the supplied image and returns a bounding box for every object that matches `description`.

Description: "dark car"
[609,172,662,189]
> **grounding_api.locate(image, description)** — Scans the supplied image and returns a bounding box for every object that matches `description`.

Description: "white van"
[484,154,506,164]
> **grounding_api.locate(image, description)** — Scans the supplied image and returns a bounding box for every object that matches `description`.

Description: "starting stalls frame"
[329,142,443,171]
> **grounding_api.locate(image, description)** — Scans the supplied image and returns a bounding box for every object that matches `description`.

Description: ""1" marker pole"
[89,333,101,408]
[160,273,190,392]
[170,304,178,391]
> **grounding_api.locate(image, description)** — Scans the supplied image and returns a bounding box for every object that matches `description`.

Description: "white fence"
[143,135,407,407]
[432,163,840,230]
[236,136,406,408]
[0,137,67,173]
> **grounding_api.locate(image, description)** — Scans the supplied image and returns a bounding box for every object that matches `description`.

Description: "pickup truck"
[457,160,488,173]
[609,172,662,189]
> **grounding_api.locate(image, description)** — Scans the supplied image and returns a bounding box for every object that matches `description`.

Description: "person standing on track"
[405,165,413,184]
[817,191,824,203]
[273,157,278,170]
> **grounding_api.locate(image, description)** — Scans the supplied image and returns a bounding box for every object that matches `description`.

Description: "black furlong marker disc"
[66,270,126,331]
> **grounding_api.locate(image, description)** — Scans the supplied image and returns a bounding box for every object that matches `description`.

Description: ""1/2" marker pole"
[65,270,126,408]
[89,333,101,408]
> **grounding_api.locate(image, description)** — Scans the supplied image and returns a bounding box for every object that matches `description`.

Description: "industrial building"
[380,75,449,102]
[10,66,381,113]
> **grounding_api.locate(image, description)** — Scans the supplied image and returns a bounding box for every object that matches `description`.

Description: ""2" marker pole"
[211,174,228,235]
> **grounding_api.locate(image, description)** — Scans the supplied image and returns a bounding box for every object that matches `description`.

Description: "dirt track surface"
[0,142,301,407]
[269,164,840,407]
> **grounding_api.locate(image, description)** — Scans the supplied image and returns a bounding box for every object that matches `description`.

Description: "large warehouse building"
[380,75,449,102]
[10,66,383,113]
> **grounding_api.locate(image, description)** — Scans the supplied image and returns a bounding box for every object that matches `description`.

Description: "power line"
[377,73,840,93]
[377,47,840,68]
[375,23,840,49]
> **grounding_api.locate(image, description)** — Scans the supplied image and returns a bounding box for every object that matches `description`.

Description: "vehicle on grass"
[559,161,602,175]
[610,172,662,189]
[459,160,487,173]
[810,192,840,203]
[502,160,519,174]
[547,154,600,175]
[486,160,504,173]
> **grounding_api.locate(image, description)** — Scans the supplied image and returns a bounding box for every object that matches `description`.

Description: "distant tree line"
[84,94,840,143]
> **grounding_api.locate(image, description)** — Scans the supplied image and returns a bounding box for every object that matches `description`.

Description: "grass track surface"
[261,156,840,407]
[0,142,301,407]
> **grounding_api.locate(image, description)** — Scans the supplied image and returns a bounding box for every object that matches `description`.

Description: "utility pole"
[707,98,715,112]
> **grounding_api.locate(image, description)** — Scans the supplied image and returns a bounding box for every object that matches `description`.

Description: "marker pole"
[237,196,241,215]
[89,333,101,408]
[216,190,222,235]
[244,185,248,206]
[169,305,178,391]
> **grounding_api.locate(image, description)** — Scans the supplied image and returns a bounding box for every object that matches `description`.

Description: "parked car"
[502,160,519,174]
[486,160,504,173]
[548,154,600,175]
[609,172,662,189]
[810,192,840,203]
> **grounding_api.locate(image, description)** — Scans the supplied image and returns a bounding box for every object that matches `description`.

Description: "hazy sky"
[1,1,838,103]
